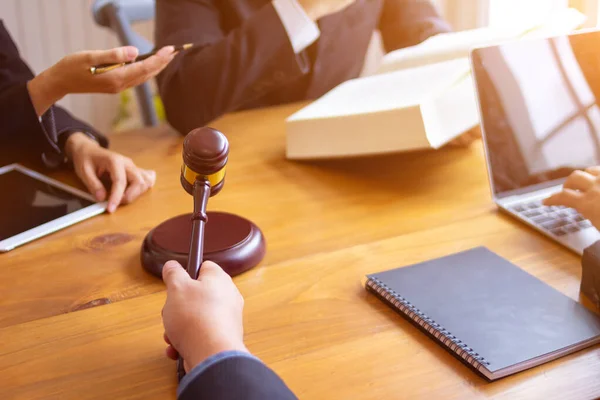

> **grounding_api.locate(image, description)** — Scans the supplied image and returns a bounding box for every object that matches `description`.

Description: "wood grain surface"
[0,103,494,328]
[2,103,596,400]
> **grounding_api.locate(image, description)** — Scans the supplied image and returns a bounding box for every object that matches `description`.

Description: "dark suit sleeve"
[155,0,309,134]
[378,0,452,52]
[179,354,297,400]
[0,20,107,167]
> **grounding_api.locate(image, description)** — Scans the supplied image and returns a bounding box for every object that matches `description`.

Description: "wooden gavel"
[177,126,229,380]
[180,127,229,279]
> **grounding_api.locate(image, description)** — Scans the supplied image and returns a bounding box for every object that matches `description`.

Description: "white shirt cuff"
[272,0,320,54]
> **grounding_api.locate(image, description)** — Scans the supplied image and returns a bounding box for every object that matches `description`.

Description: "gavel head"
[180,127,229,196]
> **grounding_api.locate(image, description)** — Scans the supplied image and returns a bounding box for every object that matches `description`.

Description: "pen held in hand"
[89,43,194,75]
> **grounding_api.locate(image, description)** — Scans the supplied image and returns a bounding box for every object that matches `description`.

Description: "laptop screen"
[471,30,600,197]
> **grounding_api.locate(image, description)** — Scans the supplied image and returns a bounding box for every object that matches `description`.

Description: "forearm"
[156,1,309,134]
[26,67,65,117]
[26,62,107,151]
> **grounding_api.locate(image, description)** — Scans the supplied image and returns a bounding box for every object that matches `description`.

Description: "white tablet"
[0,164,106,252]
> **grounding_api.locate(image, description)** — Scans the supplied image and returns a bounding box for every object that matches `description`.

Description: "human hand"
[65,133,156,213]
[27,45,175,116]
[162,260,248,373]
[543,167,600,229]
[297,0,356,21]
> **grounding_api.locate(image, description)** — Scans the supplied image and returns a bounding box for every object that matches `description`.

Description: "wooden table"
[0,103,596,399]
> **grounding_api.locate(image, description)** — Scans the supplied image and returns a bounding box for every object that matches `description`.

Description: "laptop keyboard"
[509,200,593,237]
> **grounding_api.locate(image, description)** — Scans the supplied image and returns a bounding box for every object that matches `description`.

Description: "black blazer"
[179,355,297,400]
[0,21,107,168]
[155,0,451,134]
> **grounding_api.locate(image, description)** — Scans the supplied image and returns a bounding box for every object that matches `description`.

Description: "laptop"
[470,29,600,255]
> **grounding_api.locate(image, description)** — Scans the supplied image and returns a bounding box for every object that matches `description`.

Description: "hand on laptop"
[544,168,600,229]
[161,260,248,373]
[65,133,156,213]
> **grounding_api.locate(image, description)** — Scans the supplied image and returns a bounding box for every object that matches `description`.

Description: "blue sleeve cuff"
[177,350,262,397]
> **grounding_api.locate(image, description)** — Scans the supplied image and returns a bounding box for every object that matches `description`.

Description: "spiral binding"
[367,277,491,372]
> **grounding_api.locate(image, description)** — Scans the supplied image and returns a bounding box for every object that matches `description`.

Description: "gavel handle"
[178,178,211,382]
[187,178,211,279]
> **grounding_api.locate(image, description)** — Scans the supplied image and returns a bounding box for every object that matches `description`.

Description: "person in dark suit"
[161,260,297,399]
[154,0,452,134]
[0,21,175,212]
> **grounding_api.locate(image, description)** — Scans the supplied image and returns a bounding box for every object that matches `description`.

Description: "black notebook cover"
[366,247,600,380]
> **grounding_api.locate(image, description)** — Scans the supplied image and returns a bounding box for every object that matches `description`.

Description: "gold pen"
[90,43,194,75]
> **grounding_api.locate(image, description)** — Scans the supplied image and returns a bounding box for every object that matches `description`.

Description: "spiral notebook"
[366,247,600,381]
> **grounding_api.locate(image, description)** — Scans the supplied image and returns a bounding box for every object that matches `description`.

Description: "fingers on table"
[122,163,149,205]
[107,158,128,213]
[142,169,157,188]
[79,160,106,201]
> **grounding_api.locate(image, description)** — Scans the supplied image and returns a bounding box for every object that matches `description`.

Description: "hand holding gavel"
[176,126,229,379]
[162,259,248,376]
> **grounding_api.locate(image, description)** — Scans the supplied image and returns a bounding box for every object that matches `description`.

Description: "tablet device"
[0,164,106,252]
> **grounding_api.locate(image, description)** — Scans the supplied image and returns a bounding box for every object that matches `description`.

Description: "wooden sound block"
[141,212,266,278]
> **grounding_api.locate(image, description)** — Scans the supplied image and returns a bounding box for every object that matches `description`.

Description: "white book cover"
[286,59,477,159]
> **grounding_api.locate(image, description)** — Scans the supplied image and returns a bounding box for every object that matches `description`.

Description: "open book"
[375,8,588,75]
[285,8,587,160]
